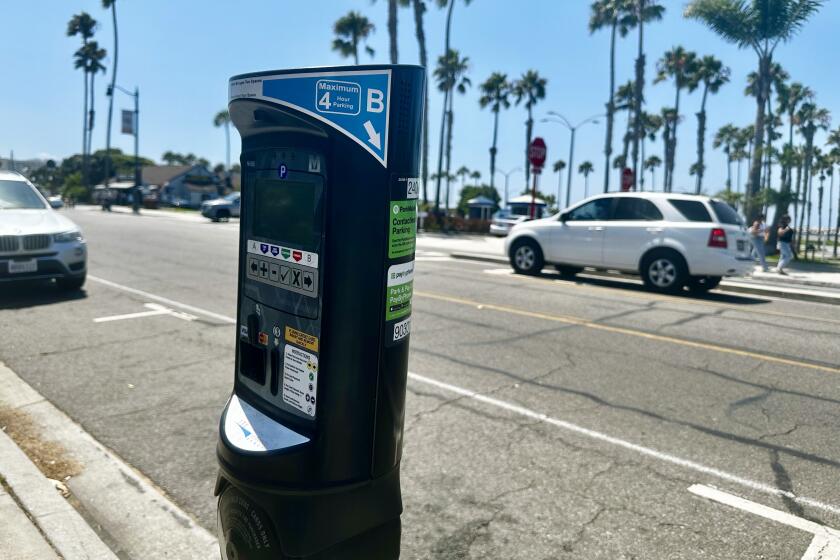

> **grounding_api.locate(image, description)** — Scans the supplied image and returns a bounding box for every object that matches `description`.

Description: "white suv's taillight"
[708,228,727,248]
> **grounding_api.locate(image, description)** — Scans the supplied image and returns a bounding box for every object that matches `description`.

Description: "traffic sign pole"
[528,137,547,218]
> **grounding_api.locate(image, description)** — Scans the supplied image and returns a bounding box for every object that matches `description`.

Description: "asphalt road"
[2,206,840,559]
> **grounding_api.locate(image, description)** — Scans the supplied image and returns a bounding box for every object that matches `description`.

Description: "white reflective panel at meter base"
[223,394,309,452]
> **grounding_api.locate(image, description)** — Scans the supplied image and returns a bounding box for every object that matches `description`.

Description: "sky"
[2,0,840,221]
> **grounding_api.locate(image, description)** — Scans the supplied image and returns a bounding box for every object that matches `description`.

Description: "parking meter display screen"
[253,179,318,248]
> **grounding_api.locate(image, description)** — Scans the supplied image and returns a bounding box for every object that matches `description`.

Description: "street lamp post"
[495,167,523,207]
[112,85,140,188]
[542,112,601,207]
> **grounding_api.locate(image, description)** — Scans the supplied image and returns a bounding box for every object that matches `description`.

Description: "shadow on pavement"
[0,281,87,310]
[536,271,772,306]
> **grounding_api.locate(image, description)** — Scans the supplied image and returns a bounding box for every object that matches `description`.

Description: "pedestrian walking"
[776,214,794,275]
[749,213,769,272]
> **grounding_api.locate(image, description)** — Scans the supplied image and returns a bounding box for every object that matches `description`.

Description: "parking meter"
[215,65,424,560]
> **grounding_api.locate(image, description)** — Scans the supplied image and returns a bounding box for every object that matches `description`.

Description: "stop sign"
[528,137,547,170]
[621,167,634,191]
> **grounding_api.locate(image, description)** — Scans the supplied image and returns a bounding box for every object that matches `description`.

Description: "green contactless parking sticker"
[388,200,417,259]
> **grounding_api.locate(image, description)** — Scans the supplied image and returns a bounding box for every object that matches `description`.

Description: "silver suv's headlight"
[53,230,84,243]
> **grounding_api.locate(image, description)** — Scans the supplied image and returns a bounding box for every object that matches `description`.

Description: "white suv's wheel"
[641,250,687,293]
[510,239,544,275]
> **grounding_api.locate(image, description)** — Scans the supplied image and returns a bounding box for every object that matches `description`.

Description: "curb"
[0,428,118,560]
[448,252,840,305]
[0,363,220,560]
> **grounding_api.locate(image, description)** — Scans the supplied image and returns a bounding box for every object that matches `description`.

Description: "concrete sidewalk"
[0,362,220,560]
[417,232,840,304]
[0,427,118,560]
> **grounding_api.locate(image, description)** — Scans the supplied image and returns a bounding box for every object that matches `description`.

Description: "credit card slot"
[239,341,266,385]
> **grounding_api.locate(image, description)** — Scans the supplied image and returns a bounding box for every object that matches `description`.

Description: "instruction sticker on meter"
[388,200,417,259]
[386,261,414,321]
[282,345,318,417]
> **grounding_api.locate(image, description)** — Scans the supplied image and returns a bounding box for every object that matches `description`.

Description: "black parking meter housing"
[215,65,424,560]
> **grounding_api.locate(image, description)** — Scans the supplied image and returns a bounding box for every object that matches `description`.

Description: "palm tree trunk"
[834,188,840,258]
[444,96,454,215]
[104,2,118,188]
[798,135,815,253]
[411,0,429,205]
[668,86,681,192]
[622,113,631,164]
[490,109,499,190]
[434,87,450,212]
[388,0,398,64]
[631,0,644,192]
[695,86,708,194]
[746,54,770,222]
[640,133,646,191]
[88,70,97,171]
[818,183,824,250]
[726,150,732,192]
[651,168,656,190]
[603,21,617,193]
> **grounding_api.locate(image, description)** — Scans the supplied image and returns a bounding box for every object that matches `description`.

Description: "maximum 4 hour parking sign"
[229,69,391,166]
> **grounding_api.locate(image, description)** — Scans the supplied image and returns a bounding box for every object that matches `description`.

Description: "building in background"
[143,164,222,208]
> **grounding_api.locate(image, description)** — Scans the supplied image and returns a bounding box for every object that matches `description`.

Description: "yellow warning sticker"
[285,326,319,352]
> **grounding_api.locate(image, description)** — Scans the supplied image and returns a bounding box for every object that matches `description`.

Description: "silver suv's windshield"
[0,179,47,210]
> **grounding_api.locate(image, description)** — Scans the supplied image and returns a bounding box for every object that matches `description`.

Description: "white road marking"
[406,371,840,517]
[88,275,236,324]
[85,275,840,519]
[688,484,840,559]
[93,302,196,323]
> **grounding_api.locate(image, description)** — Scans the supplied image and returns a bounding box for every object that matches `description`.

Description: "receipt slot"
[215,65,424,560]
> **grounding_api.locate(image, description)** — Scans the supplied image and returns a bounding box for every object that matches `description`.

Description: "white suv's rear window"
[709,200,743,225]
[668,199,711,222]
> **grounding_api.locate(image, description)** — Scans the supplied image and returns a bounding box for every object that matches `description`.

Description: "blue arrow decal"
[238,423,252,438]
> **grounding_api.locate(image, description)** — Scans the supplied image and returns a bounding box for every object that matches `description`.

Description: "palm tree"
[654,46,697,192]
[513,70,548,186]
[658,107,677,191]
[589,0,634,193]
[628,0,666,192]
[644,155,662,190]
[746,63,789,197]
[553,160,567,209]
[83,41,107,167]
[67,12,98,190]
[579,161,595,197]
[331,11,375,65]
[102,0,119,187]
[470,170,481,187]
[479,72,511,191]
[214,110,232,181]
[689,55,730,193]
[433,49,470,213]
[686,0,824,222]
[638,111,663,190]
[827,129,840,256]
[434,0,473,210]
[775,82,813,216]
[456,165,470,189]
[713,124,739,192]
[403,0,433,204]
[794,103,831,249]
[614,80,636,166]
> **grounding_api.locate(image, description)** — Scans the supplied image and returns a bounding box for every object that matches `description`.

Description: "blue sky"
[3,0,839,216]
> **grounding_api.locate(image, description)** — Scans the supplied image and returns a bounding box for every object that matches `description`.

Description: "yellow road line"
[480,268,840,327]
[414,290,840,375]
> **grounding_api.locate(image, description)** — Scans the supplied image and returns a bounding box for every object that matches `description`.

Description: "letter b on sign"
[367,89,384,113]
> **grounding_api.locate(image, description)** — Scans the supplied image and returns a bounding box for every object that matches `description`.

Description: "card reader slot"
[270,348,280,396]
[239,341,266,385]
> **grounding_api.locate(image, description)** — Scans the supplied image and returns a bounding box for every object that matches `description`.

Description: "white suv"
[0,171,87,290]
[504,192,752,293]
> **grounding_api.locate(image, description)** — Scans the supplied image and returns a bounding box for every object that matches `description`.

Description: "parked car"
[489,209,530,236]
[47,195,64,209]
[0,171,87,290]
[201,192,240,221]
[504,192,752,293]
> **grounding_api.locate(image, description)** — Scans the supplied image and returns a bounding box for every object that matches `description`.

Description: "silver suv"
[201,192,240,221]
[0,171,87,290]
